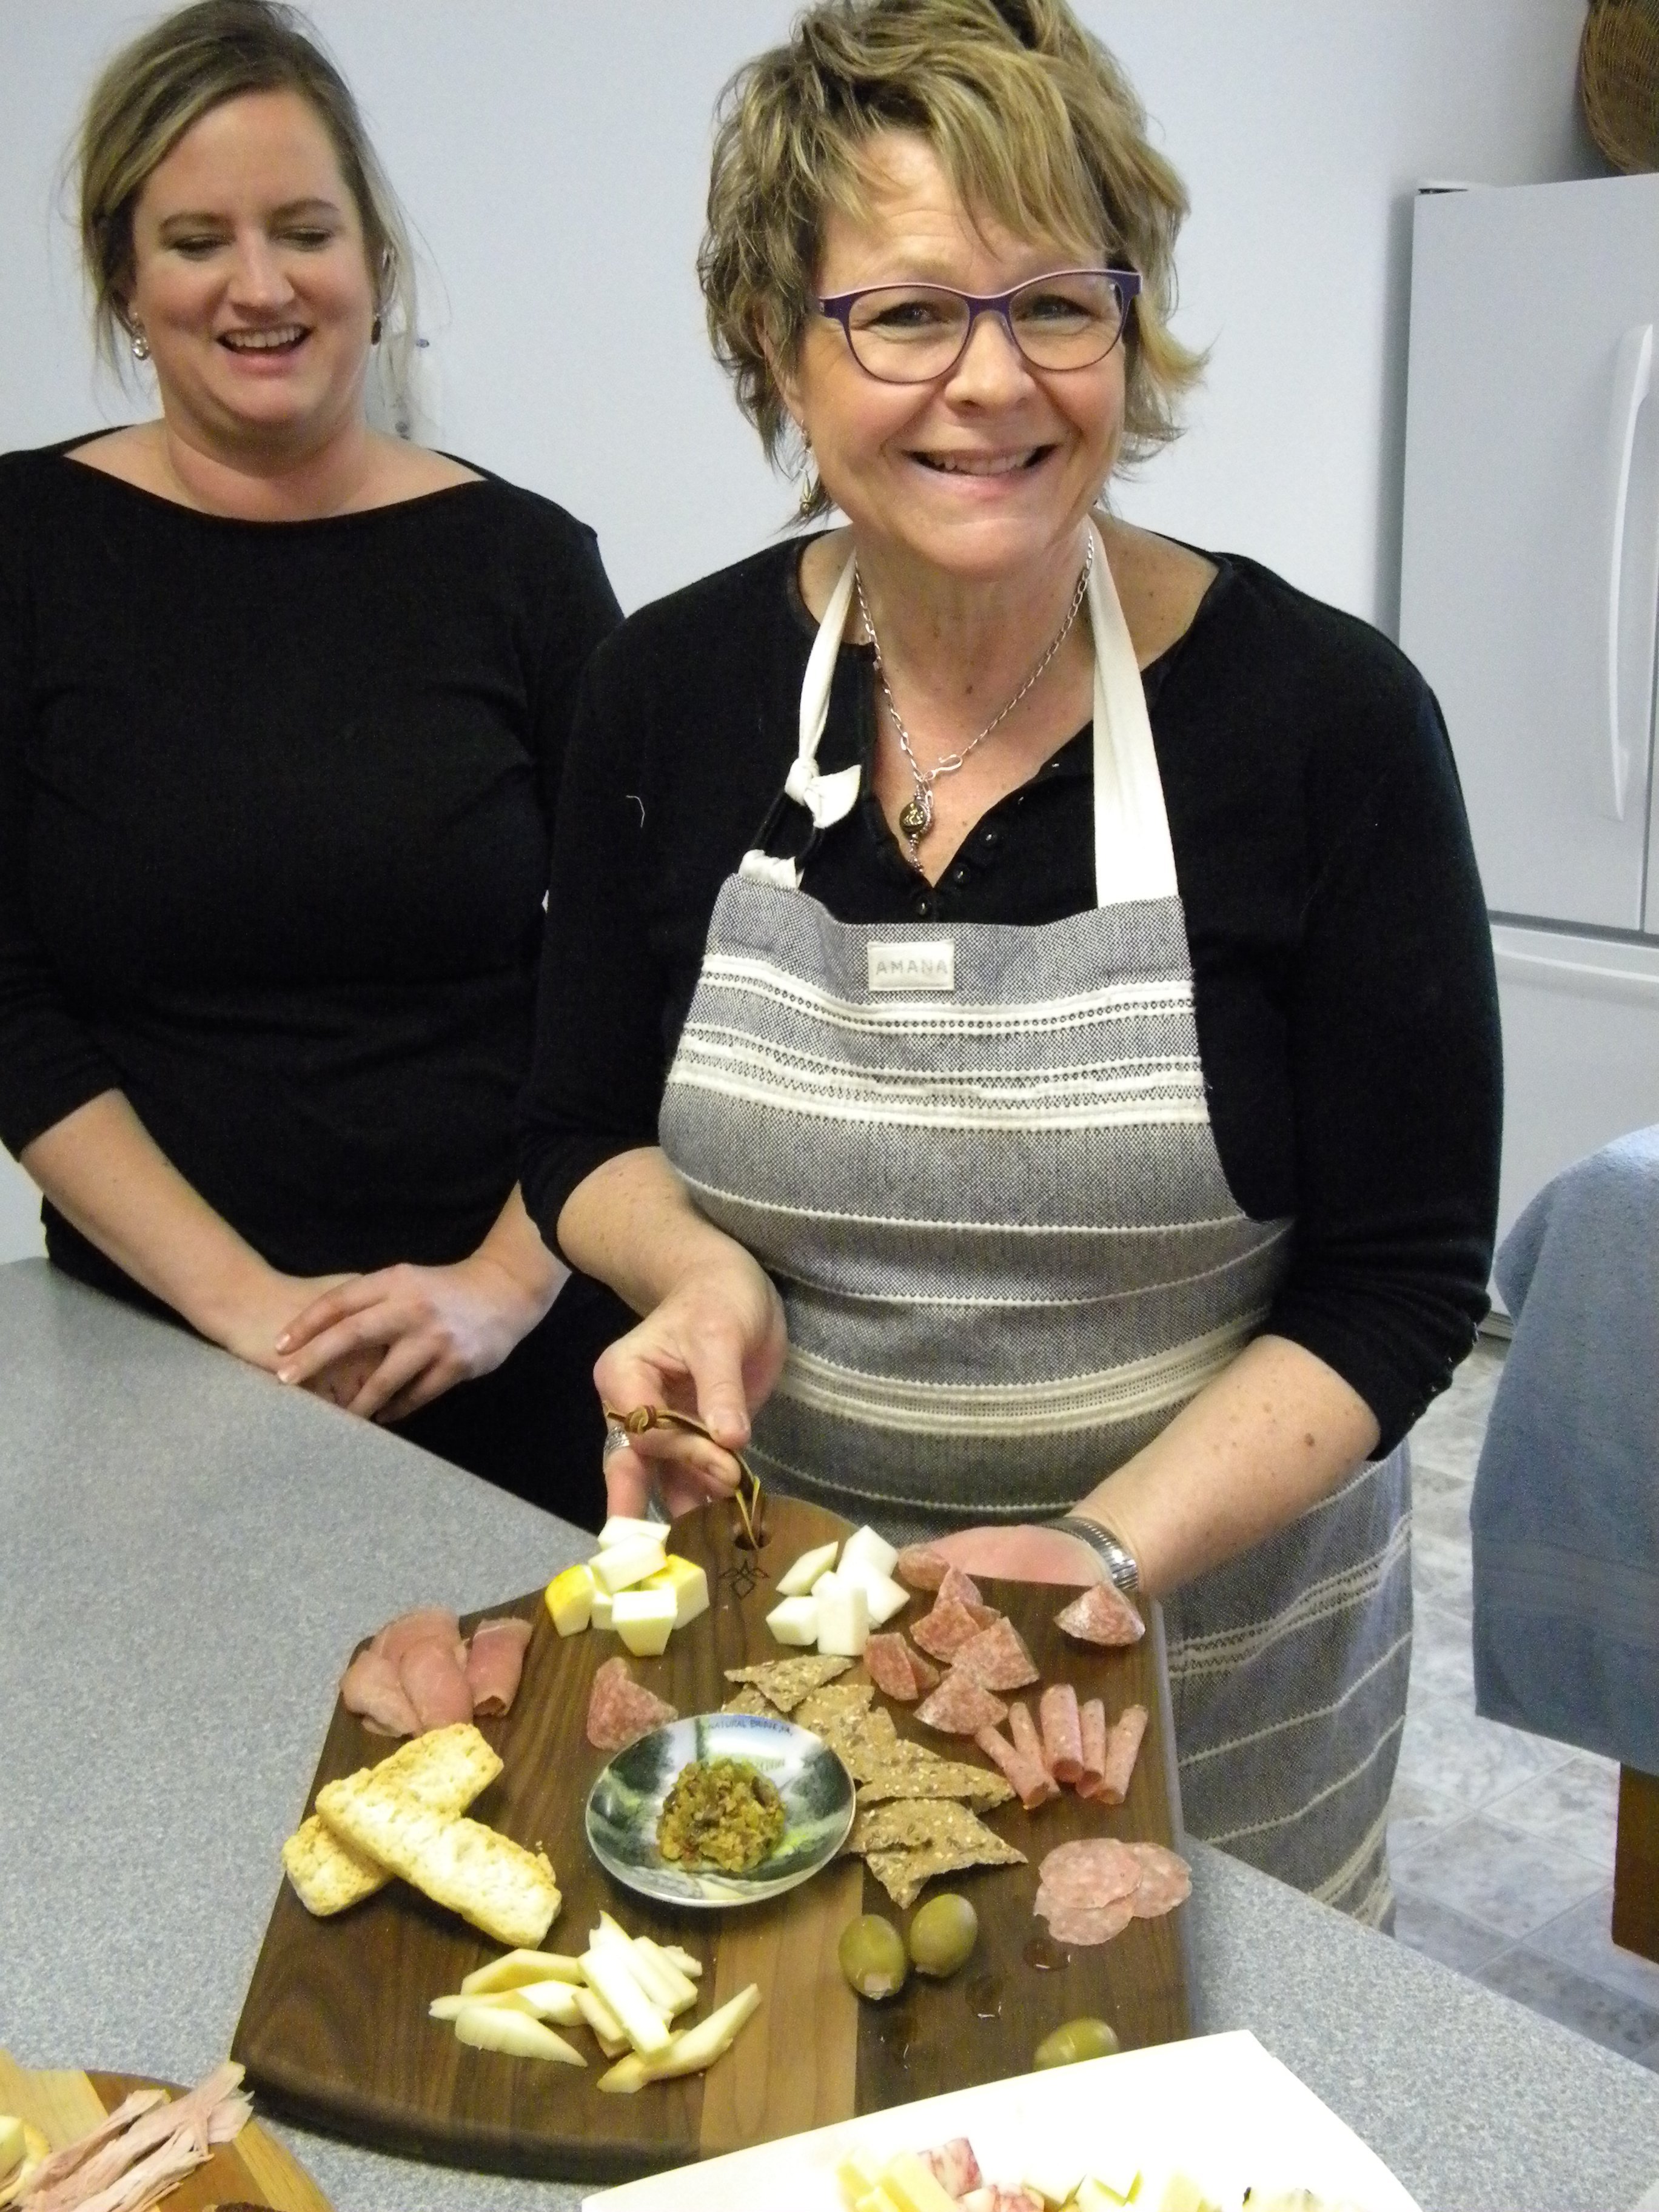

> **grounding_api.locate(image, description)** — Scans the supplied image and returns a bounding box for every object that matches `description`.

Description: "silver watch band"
[1050,1514,1141,1595]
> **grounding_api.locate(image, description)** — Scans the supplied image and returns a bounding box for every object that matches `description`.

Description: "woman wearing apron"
[521,0,1500,1922]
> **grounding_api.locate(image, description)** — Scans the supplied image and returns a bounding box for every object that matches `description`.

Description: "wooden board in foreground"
[0,2049,331,2212]
[232,1497,1188,2184]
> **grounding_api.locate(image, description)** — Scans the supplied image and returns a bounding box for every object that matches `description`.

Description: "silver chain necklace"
[854,531,1093,868]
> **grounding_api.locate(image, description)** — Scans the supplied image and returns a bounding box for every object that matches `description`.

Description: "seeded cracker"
[865,1835,1026,1911]
[720,1686,785,1720]
[722,1654,853,1712]
[856,1757,1014,1808]
[793,1681,874,1731]
[812,1706,901,1781]
[848,1798,1017,1857]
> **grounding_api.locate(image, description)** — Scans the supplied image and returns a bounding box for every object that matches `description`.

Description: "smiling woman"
[520,0,1502,1922]
[0,0,629,1523]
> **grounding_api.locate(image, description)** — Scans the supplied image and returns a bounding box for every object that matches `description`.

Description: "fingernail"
[274,1332,291,1352]
[276,1367,293,1385]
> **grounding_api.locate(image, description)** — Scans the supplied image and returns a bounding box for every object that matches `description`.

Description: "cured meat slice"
[1042,1894,1136,1946]
[908,1644,942,1693]
[28,2063,244,2212]
[586,1655,678,1752]
[914,1673,1008,1737]
[1037,1837,1143,1909]
[911,1596,985,1661]
[863,1632,922,1702]
[974,1722,1058,1810]
[1054,1580,1144,1647]
[951,1616,1039,1692]
[1078,1697,1107,1797]
[919,2137,984,2196]
[340,1646,421,1738]
[398,1637,474,1732]
[1007,1699,1051,1778]
[466,1616,534,1717]
[1125,1839,1191,1916]
[1099,1702,1148,1806]
[936,1565,984,1610]
[1039,1683,1084,1785]
[371,1606,464,1664]
[894,1544,951,1592]
[13,2092,168,2200]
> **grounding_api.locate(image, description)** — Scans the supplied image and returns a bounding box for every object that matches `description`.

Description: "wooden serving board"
[232,1498,1188,2185]
[0,2049,331,2211]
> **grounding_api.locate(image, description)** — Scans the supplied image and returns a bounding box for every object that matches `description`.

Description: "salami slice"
[863,1632,921,1703]
[911,1595,986,1660]
[1007,1699,1052,1778]
[1099,1702,1148,1805]
[1044,1894,1137,1946]
[586,1655,678,1752]
[936,1564,984,1610]
[914,1673,1009,1737]
[1125,1839,1191,1916]
[1054,1580,1144,1647]
[1078,1697,1107,1797]
[908,1644,942,1693]
[952,1615,1039,1692]
[975,1723,1058,1809]
[1037,1836,1143,1907]
[1039,1682,1084,1785]
[894,1544,951,1591]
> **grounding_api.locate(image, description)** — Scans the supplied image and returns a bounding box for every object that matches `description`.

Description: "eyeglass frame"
[814,266,1142,384]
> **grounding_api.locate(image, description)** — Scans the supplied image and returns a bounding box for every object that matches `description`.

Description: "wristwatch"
[1048,1513,1141,1595]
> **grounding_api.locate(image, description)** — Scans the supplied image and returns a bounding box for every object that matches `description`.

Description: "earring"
[370,312,382,346]
[797,472,819,520]
[130,327,150,363]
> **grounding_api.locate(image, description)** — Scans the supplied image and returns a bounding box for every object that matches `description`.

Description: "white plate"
[581,2029,1421,2211]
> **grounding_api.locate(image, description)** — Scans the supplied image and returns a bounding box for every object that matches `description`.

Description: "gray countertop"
[2,1257,1656,2212]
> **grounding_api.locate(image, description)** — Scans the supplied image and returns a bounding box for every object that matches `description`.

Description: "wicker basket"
[1582,0,1659,173]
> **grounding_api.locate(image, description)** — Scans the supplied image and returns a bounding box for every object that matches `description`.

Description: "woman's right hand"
[594,1250,788,1521]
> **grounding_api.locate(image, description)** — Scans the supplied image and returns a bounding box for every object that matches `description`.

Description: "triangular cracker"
[722,1654,853,1711]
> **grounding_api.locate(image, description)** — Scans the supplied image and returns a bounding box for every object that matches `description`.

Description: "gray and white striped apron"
[659,525,1410,1922]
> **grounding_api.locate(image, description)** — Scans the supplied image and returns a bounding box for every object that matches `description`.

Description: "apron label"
[868,940,956,993]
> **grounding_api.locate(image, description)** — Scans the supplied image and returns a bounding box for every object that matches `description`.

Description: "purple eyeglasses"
[816,266,1141,384]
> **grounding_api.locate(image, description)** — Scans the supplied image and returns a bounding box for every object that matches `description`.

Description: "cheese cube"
[598,1515,665,1547]
[841,1524,898,1579]
[612,1586,677,1656]
[837,1557,909,1625]
[878,2153,960,2212]
[766,1594,820,1646]
[777,1539,839,1596]
[591,1536,668,1594]
[591,1586,616,1632]
[834,2149,885,2207]
[543,1563,594,1636]
[814,1572,869,1657]
[641,1553,709,1628]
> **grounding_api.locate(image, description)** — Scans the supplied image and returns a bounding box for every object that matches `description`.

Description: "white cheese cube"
[776,1539,840,1597]
[590,1586,616,1632]
[840,1524,898,1579]
[837,1556,909,1625]
[766,1594,820,1646]
[598,1514,666,1548]
[591,1536,668,1594]
[814,1572,869,1657]
[612,1587,677,1656]
[640,1554,709,1627]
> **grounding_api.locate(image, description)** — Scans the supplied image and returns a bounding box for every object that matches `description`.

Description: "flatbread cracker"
[848,1798,1012,1857]
[856,1758,1014,1808]
[811,1706,901,1781]
[722,1654,853,1712]
[794,1681,875,1731]
[865,1830,1027,1910]
[720,1686,785,1719]
[282,1721,503,1917]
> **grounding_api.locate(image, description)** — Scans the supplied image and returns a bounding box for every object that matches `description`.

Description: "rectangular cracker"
[317,1765,558,1949]
[282,1722,503,1916]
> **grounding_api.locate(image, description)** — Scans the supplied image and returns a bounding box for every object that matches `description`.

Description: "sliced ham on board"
[586,1655,678,1753]
[339,1647,422,1738]
[465,1616,534,1717]
[397,1637,475,1732]
[372,1607,464,1665]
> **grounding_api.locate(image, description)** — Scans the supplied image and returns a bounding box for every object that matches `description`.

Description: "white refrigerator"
[1399,173,1659,1251]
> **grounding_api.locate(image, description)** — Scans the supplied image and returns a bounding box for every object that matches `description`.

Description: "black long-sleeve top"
[0,441,621,1299]
[521,537,1501,1454]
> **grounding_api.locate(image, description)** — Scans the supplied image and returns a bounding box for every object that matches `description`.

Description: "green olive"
[1032,2016,1121,2070]
[906,1891,979,1979]
[838,1912,909,2001]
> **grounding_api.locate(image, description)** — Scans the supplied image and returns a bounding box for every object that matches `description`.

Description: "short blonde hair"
[76,0,417,403]
[700,0,1202,516]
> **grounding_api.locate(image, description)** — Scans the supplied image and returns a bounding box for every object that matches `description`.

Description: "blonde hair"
[76,0,417,407]
[699,0,1202,516]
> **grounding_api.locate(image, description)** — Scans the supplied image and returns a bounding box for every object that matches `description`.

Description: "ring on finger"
[602,1424,631,1463]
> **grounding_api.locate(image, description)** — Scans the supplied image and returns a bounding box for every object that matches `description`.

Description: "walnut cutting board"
[231,1498,1189,2185]
[0,2049,331,2211]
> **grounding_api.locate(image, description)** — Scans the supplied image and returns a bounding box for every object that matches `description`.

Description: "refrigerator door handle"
[1600,320,1652,823]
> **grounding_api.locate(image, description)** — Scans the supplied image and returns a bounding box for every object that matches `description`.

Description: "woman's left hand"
[928,1522,1104,1586]
[271,1253,546,1422]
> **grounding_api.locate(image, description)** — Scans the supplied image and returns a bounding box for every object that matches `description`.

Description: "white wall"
[0,0,1602,1261]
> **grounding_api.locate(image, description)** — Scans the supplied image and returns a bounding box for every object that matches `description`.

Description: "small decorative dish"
[585,1712,856,1908]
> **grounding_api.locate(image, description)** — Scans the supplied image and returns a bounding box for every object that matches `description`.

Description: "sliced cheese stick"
[430,1990,534,2021]
[596,1983,762,2093]
[573,1982,632,2058]
[581,1944,672,2056]
[460,1948,584,1994]
[631,1936,700,2016]
[588,1914,691,2015]
[658,1943,702,1978]
[452,2003,586,2065]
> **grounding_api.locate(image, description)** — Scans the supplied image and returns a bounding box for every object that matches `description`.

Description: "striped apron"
[659,525,1411,1922]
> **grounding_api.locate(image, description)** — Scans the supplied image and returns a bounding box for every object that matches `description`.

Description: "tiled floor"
[1392,1337,1659,2070]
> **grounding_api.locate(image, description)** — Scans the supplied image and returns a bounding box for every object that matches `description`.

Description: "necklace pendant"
[898,789,933,842]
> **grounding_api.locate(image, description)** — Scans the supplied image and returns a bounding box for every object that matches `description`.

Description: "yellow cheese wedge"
[640,1553,709,1627]
[460,1947,583,1994]
[544,1563,595,1636]
[612,1586,677,1656]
